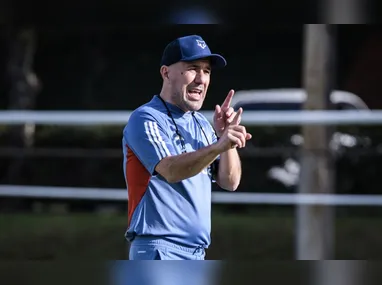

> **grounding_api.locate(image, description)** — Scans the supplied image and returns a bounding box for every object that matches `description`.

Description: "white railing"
[0,110,382,126]
[0,109,381,206]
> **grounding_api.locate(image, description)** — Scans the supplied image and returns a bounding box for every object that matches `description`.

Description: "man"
[122,34,252,260]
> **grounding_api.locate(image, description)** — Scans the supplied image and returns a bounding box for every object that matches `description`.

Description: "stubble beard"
[172,91,204,112]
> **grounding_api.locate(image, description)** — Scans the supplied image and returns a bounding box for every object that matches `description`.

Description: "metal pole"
[310,261,366,285]
[319,0,369,24]
[296,24,336,260]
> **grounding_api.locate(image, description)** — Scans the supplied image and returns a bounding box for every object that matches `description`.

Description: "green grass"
[1,210,382,260]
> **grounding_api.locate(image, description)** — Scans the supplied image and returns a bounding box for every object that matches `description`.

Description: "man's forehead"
[183,59,211,68]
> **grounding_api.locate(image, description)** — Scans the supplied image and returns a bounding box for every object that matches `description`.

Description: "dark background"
[2,25,382,111]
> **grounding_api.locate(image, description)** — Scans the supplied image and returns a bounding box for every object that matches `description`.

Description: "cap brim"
[182,53,227,68]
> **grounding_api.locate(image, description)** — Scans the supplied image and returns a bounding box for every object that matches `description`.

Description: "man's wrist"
[215,131,223,138]
[210,139,225,155]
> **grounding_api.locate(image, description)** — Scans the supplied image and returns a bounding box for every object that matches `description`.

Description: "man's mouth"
[187,89,203,100]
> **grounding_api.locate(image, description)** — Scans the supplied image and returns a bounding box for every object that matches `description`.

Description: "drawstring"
[193,245,205,255]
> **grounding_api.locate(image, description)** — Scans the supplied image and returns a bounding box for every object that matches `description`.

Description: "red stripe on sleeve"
[126,145,151,225]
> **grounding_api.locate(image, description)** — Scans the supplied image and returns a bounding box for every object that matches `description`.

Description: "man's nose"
[194,72,208,84]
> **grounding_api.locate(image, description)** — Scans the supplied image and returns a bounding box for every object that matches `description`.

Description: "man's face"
[168,59,211,112]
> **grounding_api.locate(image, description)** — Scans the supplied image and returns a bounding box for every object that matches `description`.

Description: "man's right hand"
[216,107,252,152]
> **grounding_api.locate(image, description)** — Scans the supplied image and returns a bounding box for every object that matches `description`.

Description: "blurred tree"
[5,26,41,184]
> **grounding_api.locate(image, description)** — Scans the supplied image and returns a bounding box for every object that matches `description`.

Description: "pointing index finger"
[221,89,235,109]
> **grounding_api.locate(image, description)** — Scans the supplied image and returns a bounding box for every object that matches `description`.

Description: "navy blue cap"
[160,35,227,68]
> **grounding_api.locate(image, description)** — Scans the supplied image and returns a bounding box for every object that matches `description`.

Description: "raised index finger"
[221,89,235,109]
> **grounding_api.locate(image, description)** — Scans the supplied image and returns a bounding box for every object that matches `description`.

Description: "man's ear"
[160,66,169,80]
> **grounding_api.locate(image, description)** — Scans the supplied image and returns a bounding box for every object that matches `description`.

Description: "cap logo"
[196,39,207,49]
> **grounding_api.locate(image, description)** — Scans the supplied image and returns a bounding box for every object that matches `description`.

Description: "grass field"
[1,209,382,260]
